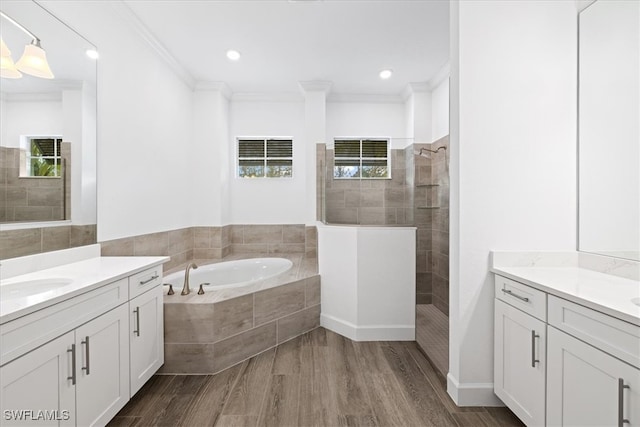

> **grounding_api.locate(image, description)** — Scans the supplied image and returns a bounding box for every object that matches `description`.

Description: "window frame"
[332,137,391,180]
[236,137,294,179]
[22,136,64,178]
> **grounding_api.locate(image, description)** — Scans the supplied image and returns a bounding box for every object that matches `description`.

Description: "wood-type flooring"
[108,327,524,427]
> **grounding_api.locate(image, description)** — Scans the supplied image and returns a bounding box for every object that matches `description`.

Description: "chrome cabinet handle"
[502,288,530,303]
[619,378,630,426]
[139,275,159,285]
[67,344,76,385]
[133,307,140,337]
[81,336,90,375]
[531,330,540,367]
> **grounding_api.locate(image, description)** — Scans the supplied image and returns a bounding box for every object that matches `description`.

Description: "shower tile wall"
[323,147,414,225]
[0,145,70,222]
[415,136,449,316]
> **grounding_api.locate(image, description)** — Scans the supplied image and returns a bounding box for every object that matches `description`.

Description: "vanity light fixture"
[0,11,55,79]
[86,49,99,60]
[1,37,21,78]
[226,49,241,61]
[379,69,393,80]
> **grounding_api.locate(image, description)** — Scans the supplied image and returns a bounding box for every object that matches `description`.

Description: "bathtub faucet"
[181,262,199,295]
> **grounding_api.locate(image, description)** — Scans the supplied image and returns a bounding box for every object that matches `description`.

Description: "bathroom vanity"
[0,245,168,426]
[491,252,640,426]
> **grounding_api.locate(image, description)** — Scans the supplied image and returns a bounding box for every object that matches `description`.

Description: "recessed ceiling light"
[379,69,393,79]
[86,49,99,59]
[226,50,241,61]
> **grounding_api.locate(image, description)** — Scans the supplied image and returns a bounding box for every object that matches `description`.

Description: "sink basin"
[0,278,73,299]
[632,297,640,307]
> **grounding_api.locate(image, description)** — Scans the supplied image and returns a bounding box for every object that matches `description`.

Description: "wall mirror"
[578,0,639,261]
[0,0,96,227]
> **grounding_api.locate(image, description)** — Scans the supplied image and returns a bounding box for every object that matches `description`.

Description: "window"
[24,137,63,177]
[333,138,390,179]
[237,138,293,178]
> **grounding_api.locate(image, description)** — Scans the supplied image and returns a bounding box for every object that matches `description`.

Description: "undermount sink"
[632,297,640,307]
[0,278,73,299]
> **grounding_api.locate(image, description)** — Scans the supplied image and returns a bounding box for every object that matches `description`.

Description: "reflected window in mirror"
[23,136,63,177]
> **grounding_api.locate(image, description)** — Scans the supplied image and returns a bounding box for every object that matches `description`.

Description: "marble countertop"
[0,256,169,324]
[491,257,640,327]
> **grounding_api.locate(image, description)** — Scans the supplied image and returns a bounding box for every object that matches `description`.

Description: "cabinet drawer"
[129,266,163,298]
[495,275,547,321]
[548,295,640,368]
[0,279,128,366]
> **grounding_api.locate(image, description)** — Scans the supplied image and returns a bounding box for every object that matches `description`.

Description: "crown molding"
[0,92,62,102]
[111,1,196,89]
[327,92,404,104]
[231,92,304,102]
[427,62,450,90]
[401,82,430,101]
[298,80,333,94]
[195,81,233,99]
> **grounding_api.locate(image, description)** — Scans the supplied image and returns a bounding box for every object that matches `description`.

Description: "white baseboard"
[320,313,414,341]
[447,373,504,407]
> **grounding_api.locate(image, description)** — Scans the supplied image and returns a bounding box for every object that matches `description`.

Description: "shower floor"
[416,304,449,378]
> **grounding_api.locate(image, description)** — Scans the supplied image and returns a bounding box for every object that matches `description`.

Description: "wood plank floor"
[416,304,449,378]
[109,328,524,427]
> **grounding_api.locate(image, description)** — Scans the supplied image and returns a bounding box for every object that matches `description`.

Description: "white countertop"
[0,256,168,325]
[491,265,640,326]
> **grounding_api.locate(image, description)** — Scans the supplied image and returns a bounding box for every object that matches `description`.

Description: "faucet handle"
[166,284,174,295]
[198,283,209,295]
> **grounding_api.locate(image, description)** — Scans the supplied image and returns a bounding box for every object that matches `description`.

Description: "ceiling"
[122,0,450,96]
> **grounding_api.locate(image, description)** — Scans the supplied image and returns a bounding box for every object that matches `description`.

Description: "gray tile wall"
[100,224,318,272]
[414,136,450,316]
[0,145,69,223]
[0,224,97,259]
[161,275,321,374]
[322,148,414,225]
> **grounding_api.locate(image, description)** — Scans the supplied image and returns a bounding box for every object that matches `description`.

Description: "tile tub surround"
[0,145,70,223]
[0,224,97,260]
[160,253,320,374]
[415,135,450,314]
[100,224,318,272]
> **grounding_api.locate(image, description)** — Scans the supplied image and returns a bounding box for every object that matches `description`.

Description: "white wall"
[43,1,195,241]
[431,77,449,142]
[449,0,577,405]
[228,99,307,224]
[327,101,407,148]
[0,97,63,148]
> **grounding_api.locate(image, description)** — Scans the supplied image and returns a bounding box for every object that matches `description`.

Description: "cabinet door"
[494,299,546,426]
[75,304,130,427]
[0,332,75,427]
[547,326,640,427]
[129,286,164,397]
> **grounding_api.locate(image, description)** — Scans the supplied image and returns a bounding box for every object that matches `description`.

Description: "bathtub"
[161,254,321,375]
[163,257,293,290]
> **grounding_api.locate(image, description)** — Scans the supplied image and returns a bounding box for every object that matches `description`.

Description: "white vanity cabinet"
[0,259,166,427]
[494,277,547,426]
[546,296,640,427]
[0,332,76,426]
[75,304,130,427]
[494,273,640,427]
[128,280,164,396]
